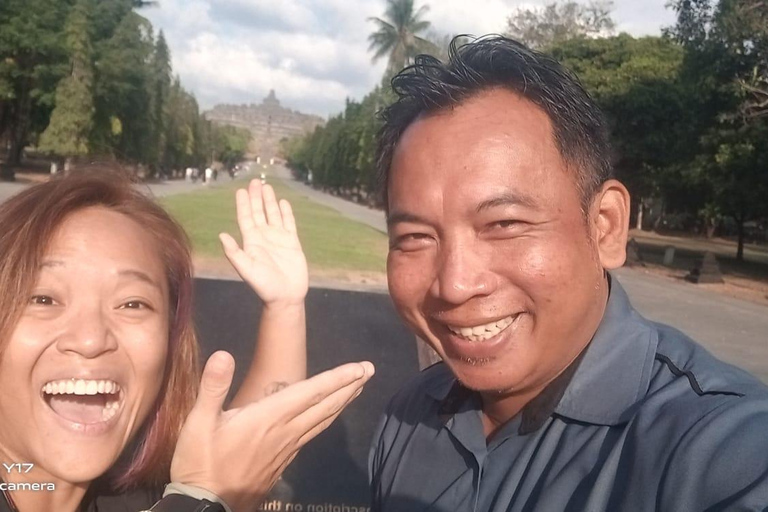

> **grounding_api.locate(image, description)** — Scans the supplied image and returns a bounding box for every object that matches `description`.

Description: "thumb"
[189,351,236,425]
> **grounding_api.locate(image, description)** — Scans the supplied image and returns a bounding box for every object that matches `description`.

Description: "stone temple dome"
[204,91,324,159]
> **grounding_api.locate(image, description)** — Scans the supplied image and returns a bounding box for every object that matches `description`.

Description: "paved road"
[0,181,29,204]
[0,175,235,204]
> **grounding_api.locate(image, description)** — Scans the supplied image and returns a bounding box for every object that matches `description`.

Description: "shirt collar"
[554,275,657,425]
[425,274,657,429]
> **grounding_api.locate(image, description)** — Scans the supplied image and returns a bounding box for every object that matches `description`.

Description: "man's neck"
[479,279,611,439]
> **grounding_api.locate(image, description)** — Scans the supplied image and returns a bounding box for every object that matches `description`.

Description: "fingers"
[261,184,282,227]
[236,188,259,247]
[247,180,267,227]
[295,374,369,448]
[258,362,374,423]
[186,351,236,428]
[279,199,297,234]
[238,180,297,236]
[287,361,374,442]
[218,233,251,275]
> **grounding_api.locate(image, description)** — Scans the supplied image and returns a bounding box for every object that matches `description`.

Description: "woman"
[0,169,373,511]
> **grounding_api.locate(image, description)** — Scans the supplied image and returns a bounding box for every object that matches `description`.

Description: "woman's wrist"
[145,482,232,512]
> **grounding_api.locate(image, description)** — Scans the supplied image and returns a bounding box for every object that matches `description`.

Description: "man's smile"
[444,314,519,342]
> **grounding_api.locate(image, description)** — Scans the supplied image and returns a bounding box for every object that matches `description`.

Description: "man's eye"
[392,233,433,250]
[495,220,519,229]
[29,295,56,306]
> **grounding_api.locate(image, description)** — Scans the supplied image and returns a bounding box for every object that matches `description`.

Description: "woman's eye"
[29,295,56,306]
[120,301,151,310]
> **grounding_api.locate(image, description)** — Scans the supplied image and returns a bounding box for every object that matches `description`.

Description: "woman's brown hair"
[0,168,199,489]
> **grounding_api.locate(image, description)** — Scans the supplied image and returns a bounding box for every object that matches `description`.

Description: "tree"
[213,124,250,169]
[506,1,615,50]
[0,0,72,180]
[91,8,155,163]
[668,0,768,259]
[549,35,689,229]
[693,123,768,260]
[368,0,433,79]
[151,30,172,174]
[38,0,95,167]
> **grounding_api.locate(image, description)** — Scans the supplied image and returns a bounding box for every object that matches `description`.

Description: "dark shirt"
[369,278,768,511]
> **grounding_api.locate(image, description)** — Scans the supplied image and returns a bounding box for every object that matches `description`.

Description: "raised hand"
[219,179,308,306]
[171,351,375,512]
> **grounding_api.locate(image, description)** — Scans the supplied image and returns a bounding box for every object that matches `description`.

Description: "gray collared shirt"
[369,278,768,511]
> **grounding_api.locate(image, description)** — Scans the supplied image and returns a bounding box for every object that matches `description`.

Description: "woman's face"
[0,207,169,485]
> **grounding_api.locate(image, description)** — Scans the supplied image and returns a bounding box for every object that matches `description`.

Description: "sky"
[142,0,678,119]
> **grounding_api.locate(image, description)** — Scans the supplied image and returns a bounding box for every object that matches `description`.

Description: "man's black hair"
[376,35,613,212]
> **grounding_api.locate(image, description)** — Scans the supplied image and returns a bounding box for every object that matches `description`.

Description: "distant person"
[204,167,213,184]
[365,35,768,511]
[0,170,373,511]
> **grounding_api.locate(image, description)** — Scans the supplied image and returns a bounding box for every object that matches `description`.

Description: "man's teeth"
[447,316,516,342]
[42,379,121,396]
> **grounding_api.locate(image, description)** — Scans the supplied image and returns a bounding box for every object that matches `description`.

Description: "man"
[369,36,768,511]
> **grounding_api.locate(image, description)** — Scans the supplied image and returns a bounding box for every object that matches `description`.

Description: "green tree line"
[0,0,249,180]
[283,0,768,260]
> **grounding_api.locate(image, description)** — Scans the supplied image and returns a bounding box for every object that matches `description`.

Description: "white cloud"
[142,0,676,118]
[428,0,540,37]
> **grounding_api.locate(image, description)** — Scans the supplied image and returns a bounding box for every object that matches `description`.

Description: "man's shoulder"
[636,324,768,507]
[629,320,768,443]
[651,321,767,399]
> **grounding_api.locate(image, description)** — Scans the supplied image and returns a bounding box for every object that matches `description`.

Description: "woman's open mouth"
[41,379,123,425]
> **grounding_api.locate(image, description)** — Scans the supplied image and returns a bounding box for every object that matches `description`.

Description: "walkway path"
[0,175,234,204]
[271,165,387,233]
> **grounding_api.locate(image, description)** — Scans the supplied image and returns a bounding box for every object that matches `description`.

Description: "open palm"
[219,180,308,305]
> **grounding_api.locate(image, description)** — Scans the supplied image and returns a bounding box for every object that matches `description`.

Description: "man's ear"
[590,179,630,270]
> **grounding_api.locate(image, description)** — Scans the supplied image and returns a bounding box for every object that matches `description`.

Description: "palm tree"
[368,0,433,78]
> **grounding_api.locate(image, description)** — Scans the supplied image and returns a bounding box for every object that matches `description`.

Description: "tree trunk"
[0,100,7,144]
[636,198,644,230]
[736,214,745,262]
[3,89,32,180]
[653,200,666,232]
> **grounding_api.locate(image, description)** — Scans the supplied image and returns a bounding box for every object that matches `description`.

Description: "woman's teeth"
[42,379,120,395]
[447,315,516,342]
[42,379,122,424]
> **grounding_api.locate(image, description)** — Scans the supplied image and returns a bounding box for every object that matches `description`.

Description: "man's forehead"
[394,92,556,160]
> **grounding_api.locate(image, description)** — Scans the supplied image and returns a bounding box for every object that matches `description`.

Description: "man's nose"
[56,305,118,358]
[429,241,496,305]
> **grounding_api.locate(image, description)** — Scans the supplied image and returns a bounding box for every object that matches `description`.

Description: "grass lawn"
[159,178,388,275]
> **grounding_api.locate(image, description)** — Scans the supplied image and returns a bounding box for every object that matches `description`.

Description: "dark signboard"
[194,278,420,512]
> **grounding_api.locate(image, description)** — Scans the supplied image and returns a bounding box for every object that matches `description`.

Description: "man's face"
[386,88,609,397]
